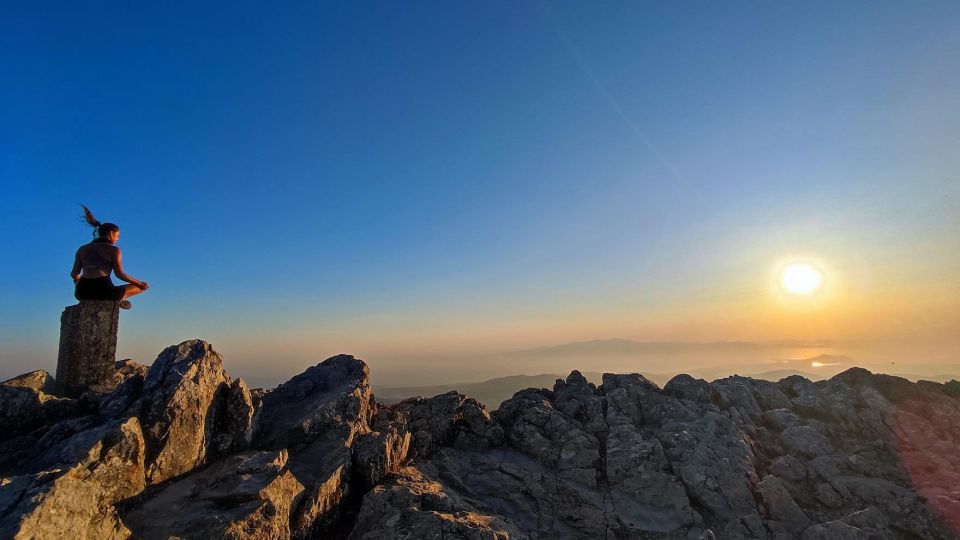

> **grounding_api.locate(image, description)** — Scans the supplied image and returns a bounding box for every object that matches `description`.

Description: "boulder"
[395,391,501,459]
[0,417,145,540]
[253,354,372,450]
[136,340,236,484]
[122,450,305,540]
[2,370,56,394]
[348,466,529,540]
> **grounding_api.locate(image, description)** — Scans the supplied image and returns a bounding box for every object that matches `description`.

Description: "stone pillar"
[55,301,120,397]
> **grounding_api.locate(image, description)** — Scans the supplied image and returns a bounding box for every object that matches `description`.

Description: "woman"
[71,205,149,309]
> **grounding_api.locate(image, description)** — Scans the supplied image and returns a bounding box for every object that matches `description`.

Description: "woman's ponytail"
[80,204,118,238]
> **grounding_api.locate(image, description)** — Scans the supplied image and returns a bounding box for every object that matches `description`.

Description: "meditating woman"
[71,205,149,309]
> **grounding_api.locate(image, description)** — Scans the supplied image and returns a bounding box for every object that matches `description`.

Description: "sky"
[2,2,959,387]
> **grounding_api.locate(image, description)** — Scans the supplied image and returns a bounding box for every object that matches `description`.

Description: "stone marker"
[55,301,120,397]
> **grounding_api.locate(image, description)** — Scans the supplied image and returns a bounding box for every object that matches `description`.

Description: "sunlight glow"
[780,263,824,295]
[810,361,841,368]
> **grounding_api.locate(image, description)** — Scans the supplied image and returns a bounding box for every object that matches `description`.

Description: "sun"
[779,263,823,295]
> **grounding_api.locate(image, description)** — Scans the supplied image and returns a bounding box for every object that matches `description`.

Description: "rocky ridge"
[1,339,959,539]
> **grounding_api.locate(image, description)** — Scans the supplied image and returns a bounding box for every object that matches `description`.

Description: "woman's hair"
[81,205,119,238]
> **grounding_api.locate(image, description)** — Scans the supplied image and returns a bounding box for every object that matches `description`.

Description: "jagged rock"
[396,391,502,459]
[2,370,56,394]
[113,359,147,387]
[253,354,372,450]
[758,475,810,533]
[780,425,833,457]
[711,376,765,419]
[0,417,145,539]
[3,343,960,540]
[664,374,712,403]
[211,377,255,454]
[286,434,352,538]
[122,450,305,539]
[354,427,411,489]
[349,465,530,540]
[763,408,801,432]
[0,385,79,442]
[497,386,600,486]
[99,362,147,420]
[136,340,237,484]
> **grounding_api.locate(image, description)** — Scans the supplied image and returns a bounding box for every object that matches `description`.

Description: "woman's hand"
[137,281,150,290]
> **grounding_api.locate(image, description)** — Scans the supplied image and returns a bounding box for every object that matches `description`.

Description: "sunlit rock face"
[1,341,959,539]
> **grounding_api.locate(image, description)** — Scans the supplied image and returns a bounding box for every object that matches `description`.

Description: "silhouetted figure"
[71,205,149,309]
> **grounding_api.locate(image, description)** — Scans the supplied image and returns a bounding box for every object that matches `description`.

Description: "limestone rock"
[211,377,255,454]
[122,450,305,540]
[4,341,960,540]
[56,301,120,397]
[395,390,502,459]
[286,433,353,538]
[2,370,56,394]
[348,465,529,540]
[353,426,411,489]
[0,385,79,442]
[758,475,810,533]
[113,359,147,387]
[0,417,145,540]
[253,354,372,450]
[136,340,234,484]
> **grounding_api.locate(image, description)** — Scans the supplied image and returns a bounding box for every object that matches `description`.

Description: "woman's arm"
[113,248,149,290]
[71,249,82,282]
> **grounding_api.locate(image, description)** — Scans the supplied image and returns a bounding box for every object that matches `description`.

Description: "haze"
[2,2,958,389]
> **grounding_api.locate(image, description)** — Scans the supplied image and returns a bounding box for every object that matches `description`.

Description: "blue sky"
[2,2,958,384]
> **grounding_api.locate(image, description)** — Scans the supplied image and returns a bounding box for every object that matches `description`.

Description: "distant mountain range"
[375,350,960,410]
[506,338,835,358]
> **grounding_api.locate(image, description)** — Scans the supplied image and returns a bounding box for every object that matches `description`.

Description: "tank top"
[79,239,116,278]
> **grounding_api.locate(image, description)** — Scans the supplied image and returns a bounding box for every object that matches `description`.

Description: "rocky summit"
[2,340,960,539]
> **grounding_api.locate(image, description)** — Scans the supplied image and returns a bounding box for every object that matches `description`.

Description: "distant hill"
[375,372,603,409]
[375,350,959,410]
[509,338,834,358]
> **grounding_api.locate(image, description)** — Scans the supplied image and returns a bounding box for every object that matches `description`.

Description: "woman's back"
[76,240,117,278]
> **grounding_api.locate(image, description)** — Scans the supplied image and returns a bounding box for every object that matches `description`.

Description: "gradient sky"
[2,2,959,385]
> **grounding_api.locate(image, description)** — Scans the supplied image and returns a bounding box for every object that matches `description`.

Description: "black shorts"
[75,276,125,301]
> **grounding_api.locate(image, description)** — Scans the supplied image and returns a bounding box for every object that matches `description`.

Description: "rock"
[0,385,80,442]
[348,465,530,540]
[396,391,501,459]
[286,433,353,538]
[56,301,120,397]
[763,408,801,432]
[0,417,145,540]
[210,377,255,454]
[710,376,764,419]
[122,450,305,540]
[664,374,712,403]
[354,427,411,489]
[253,354,372,450]
[113,359,147,387]
[136,340,235,484]
[5,342,960,539]
[758,475,810,532]
[780,425,833,457]
[2,370,56,394]
[802,507,896,539]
